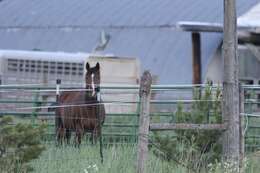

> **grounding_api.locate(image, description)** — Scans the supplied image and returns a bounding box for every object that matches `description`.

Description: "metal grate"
[2,58,84,87]
[7,59,83,76]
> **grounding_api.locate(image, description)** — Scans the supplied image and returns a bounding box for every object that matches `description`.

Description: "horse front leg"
[75,124,84,147]
[56,127,65,146]
[91,130,94,145]
[65,128,71,145]
[92,126,99,144]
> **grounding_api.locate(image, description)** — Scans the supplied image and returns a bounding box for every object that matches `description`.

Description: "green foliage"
[153,83,223,171]
[0,116,46,173]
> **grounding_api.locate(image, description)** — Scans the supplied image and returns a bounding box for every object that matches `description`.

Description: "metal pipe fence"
[0,83,260,151]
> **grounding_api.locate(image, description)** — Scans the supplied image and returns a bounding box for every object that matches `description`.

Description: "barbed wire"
[15,101,133,110]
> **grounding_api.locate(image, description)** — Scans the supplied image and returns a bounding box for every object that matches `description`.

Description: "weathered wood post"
[222,0,240,169]
[137,71,152,173]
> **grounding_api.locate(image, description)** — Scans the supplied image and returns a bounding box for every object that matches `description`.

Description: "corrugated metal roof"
[0,0,258,28]
[0,0,258,84]
[238,2,260,30]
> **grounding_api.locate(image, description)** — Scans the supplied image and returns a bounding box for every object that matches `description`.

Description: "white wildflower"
[93,164,99,171]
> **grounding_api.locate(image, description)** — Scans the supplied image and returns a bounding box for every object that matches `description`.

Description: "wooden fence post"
[222,0,240,169]
[137,71,152,173]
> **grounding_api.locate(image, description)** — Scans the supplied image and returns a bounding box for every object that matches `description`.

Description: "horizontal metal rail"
[21,122,138,128]
[0,112,55,116]
[1,112,173,118]
[1,83,260,91]
[247,125,260,128]
[0,100,55,104]
[150,123,227,131]
[245,145,260,148]
[103,124,138,128]
[3,112,260,118]
[99,133,137,137]
[245,135,260,139]
[0,83,220,90]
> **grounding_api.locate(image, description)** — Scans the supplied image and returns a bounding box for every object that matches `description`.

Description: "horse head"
[85,62,101,98]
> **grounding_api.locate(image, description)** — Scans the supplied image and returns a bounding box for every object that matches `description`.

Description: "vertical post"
[96,86,103,163]
[55,79,61,134]
[0,75,2,99]
[137,71,152,173]
[31,89,40,125]
[56,79,61,102]
[192,32,202,99]
[42,72,48,106]
[192,32,202,85]
[222,0,240,168]
[239,84,245,169]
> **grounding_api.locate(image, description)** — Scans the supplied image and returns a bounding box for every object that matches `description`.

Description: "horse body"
[56,62,105,145]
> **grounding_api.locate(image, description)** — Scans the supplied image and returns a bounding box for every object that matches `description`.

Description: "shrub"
[152,83,222,171]
[0,116,46,172]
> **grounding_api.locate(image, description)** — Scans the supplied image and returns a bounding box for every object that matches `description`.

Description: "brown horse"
[56,62,105,146]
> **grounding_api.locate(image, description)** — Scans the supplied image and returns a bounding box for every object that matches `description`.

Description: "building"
[0,0,259,84]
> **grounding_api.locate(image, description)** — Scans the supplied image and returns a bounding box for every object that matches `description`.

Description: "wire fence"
[1,83,260,172]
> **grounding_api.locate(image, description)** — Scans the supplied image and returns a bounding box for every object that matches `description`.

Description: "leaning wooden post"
[222,0,240,169]
[137,71,152,173]
[239,84,245,169]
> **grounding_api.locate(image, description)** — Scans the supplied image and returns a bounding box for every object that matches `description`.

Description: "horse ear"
[86,62,90,71]
[95,62,100,70]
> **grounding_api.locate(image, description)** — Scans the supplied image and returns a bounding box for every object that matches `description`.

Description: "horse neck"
[84,86,97,102]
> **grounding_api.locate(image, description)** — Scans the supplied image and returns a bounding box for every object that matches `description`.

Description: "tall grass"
[30,143,260,173]
[30,143,188,173]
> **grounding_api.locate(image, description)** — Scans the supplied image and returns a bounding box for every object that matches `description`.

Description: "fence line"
[2,99,221,111]
[241,113,260,118]
[1,82,260,91]
[1,82,260,148]
[16,102,131,110]
[0,83,219,88]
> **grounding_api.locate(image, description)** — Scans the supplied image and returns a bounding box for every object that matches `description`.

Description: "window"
[6,58,84,77]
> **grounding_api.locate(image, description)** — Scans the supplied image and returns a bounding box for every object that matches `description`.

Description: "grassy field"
[3,114,260,173]
[30,144,184,173]
[28,143,260,173]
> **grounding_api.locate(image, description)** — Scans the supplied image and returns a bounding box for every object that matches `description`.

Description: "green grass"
[29,143,260,173]
[2,116,260,173]
[30,144,186,173]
